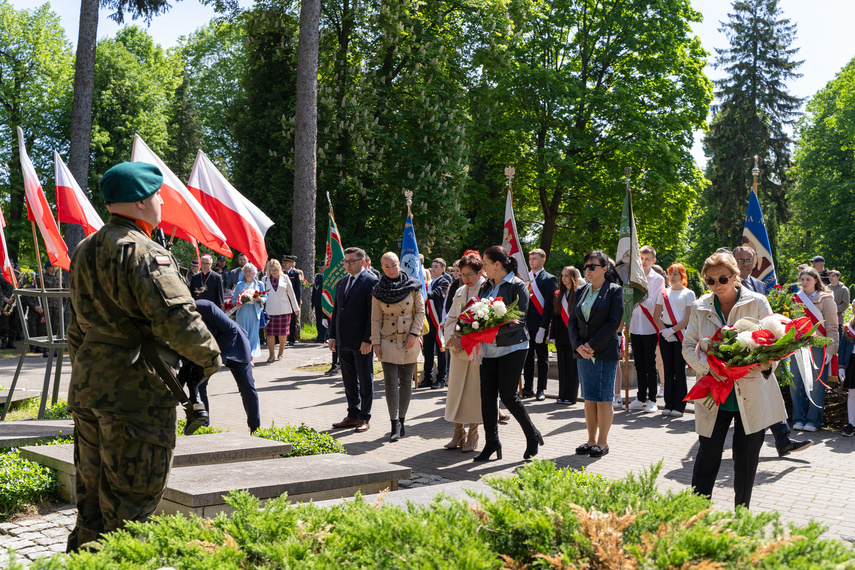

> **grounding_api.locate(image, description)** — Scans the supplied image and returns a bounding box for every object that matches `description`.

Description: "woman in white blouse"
[653,263,696,417]
[263,260,300,362]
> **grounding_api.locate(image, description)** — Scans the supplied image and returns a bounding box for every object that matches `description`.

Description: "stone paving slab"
[0,420,74,448]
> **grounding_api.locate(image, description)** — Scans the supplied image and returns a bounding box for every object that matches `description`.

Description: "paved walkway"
[2,344,854,566]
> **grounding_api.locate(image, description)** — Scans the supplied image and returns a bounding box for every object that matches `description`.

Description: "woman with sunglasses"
[474,245,543,461]
[568,250,623,458]
[653,263,695,417]
[682,251,786,508]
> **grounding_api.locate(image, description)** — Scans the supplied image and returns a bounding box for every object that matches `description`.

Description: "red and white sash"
[528,271,545,315]
[640,306,660,333]
[662,290,684,342]
[794,290,836,372]
[560,291,570,328]
[426,295,444,348]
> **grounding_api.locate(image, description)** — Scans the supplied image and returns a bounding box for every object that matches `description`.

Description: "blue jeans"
[789,347,828,427]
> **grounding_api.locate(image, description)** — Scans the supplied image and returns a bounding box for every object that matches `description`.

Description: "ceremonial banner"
[321,211,346,318]
[17,127,71,270]
[400,213,427,300]
[502,187,529,280]
[741,188,777,288]
[615,183,648,327]
[0,205,16,287]
[55,152,104,236]
[187,150,273,269]
[131,135,230,257]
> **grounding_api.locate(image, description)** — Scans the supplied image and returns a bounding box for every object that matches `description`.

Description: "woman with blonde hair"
[371,252,425,442]
[789,267,839,432]
[442,251,485,452]
[263,259,300,362]
[682,250,786,508]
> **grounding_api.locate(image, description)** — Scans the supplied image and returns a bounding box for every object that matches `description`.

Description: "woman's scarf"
[372,272,421,304]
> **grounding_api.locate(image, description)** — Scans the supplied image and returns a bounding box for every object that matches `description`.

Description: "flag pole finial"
[751,155,760,194]
[504,166,515,189]
[403,189,413,216]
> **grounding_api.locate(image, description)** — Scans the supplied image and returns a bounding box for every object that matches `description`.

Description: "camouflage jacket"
[67,214,222,416]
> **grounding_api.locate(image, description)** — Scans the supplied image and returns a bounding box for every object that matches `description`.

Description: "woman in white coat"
[263,260,300,362]
[442,251,485,452]
[682,251,787,509]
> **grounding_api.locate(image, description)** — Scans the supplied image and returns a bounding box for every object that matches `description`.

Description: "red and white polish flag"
[17,127,71,270]
[54,152,104,236]
[131,135,231,257]
[0,205,17,287]
[187,150,273,270]
[501,187,529,281]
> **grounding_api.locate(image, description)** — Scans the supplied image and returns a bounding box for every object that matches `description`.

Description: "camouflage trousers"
[66,406,176,552]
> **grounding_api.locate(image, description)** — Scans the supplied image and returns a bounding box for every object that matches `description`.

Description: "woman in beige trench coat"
[371,252,426,442]
[442,251,485,452]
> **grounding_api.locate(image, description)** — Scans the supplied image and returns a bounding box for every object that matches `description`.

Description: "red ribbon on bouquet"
[459,325,502,356]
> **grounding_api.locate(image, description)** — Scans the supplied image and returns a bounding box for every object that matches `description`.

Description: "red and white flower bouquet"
[453,297,522,363]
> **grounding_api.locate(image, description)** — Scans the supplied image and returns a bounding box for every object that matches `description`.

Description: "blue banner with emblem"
[741,189,777,288]
[400,213,427,300]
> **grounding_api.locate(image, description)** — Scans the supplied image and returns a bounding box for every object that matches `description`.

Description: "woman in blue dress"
[232,263,267,361]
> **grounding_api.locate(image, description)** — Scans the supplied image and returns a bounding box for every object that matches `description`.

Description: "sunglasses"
[583,264,605,272]
[704,275,732,286]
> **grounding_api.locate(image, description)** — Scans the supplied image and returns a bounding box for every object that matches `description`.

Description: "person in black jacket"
[189,254,224,309]
[569,250,623,458]
[473,245,543,462]
[193,300,261,433]
[421,258,452,389]
[283,255,303,345]
[551,267,580,404]
[523,249,559,400]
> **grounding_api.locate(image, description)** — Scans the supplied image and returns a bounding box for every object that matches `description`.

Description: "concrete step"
[0,418,74,449]
[157,454,412,518]
[19,432,292,501]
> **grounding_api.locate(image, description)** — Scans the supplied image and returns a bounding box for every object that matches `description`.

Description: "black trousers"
[692,408,765,508]
[631,333,659,402]
[339,345,374,420]
[555,344,579,403]
[480,350,537,444]
[523,338,550,391]
[422,325,446,383]
[659,334,687,413]
[199,358,261,431]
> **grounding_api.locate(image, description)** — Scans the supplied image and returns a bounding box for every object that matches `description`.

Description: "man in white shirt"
[628,245,665,412]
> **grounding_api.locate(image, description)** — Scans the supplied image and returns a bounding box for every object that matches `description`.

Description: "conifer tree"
[693,0,802,262]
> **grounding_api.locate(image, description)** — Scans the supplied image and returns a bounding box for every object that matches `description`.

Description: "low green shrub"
[177,419,224,436]
[253,423,345,456]
[0,450,58,521]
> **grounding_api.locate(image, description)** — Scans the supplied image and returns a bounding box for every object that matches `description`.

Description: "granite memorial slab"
[0,419,74,448]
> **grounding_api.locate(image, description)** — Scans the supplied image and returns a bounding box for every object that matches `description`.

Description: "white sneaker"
[628,399,647,411]
[793,422,805,431]
[643,400,658,413]
[670,410,683,418]
[803,423,818,432]
[612,395,624,409]
[661,409,672,416]
[657,386,665,398]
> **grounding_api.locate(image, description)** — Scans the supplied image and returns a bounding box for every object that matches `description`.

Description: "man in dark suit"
[523,249,559,400]
[421,258,452,389]
[283,255,303,346]
[189,254,224,309]
[734,246,813,458]
[328,247,379,432]
[193,300,261,434]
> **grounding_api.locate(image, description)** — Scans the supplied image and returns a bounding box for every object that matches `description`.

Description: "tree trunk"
[293,0,320,324]
[65,0,99,254]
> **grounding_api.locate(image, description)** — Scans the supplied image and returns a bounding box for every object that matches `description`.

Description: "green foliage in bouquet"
[456,298,522,336]
[707,321,831,368]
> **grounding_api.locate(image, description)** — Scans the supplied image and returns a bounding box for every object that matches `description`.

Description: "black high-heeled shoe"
[523,430,544,460]
[473,441,502,462]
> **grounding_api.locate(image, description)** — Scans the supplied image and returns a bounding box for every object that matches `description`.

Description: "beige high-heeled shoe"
[444,423,466,449]
[461,423,479,452]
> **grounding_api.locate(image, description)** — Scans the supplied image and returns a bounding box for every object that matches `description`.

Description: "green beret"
[100,162,163,203]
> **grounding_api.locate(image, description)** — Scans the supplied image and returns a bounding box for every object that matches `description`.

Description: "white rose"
[472,321,480,329]
[733,319,760,333]
[492,301,507,317]
[735,331,758,350]
[759,316,786,339]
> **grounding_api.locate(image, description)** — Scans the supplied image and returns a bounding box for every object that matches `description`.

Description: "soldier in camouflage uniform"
[66,162,222,552]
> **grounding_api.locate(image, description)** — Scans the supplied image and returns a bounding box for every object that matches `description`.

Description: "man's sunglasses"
[704,275,732,286]
[583,264,605,272]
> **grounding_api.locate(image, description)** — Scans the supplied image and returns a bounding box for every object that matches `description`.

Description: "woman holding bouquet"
[568,251,623,458]
[682,251,786,508]
[370,252,425,442]
[443,251,485,452]
[263,260,300,363]
[474,245,542,461]
[232,263,268,361]
[789,267,838,432]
